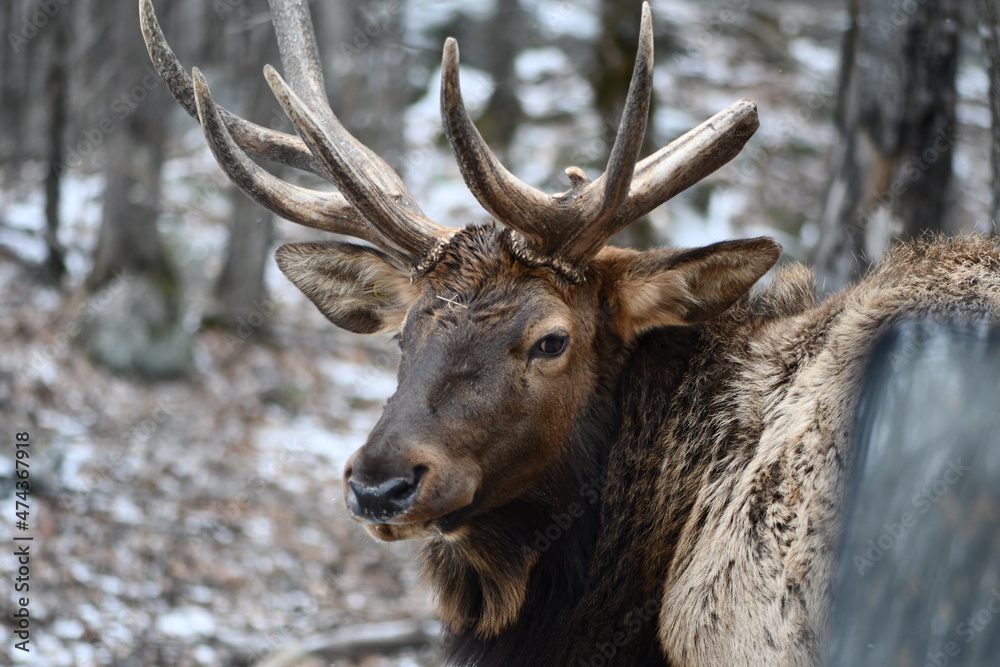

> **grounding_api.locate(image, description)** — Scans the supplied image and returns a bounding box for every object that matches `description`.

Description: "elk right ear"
[275,242,418,334]
[601,237,781,339]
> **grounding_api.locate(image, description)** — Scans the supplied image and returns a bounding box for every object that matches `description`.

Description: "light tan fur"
[657,237,1000,665]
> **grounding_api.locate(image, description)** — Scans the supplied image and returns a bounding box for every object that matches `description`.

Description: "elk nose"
[346,466,426,523]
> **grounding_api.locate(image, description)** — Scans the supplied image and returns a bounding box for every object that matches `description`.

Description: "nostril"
[375,465,428,501]
[382,477,414,501]
[347,466,428,523]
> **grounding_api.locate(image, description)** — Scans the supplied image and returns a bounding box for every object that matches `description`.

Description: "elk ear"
[275,242,418,334]
[605,238,781,337]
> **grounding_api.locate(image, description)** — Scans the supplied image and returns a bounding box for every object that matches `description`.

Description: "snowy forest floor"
[0,0,996,665]
[0,255,439,666]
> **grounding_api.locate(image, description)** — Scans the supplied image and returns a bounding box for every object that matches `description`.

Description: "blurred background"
[0,0,997,664]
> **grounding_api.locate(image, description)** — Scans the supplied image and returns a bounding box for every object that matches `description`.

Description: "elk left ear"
[275,242,418,334]
[604,237,781,337]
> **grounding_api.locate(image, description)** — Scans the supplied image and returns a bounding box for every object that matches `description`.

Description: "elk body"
[142,1,1000,665]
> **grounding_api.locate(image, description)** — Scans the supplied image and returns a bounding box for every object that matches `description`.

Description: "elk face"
[275,233,780,540]
[362,271,592,539]
[276,232,606,540]
[141,0,776,539]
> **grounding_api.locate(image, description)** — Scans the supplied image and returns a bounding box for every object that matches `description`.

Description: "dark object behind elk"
[829,323,1000,666]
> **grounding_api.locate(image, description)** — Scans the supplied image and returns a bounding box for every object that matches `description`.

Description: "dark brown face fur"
[314,226,782,542]
[344,229,609,541]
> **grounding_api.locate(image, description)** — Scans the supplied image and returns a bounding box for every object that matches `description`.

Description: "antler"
[139,0,451,265]
[142,0,758,280]
[441,1,759,281]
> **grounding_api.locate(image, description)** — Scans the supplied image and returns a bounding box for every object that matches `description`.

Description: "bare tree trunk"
[979,0,1000,231]
[88,126,172,287]
[207,7,276,332]
[814,0,961,293]
[0,0,30,165]
[331,0,408,173]
[82,1,191,377]
[43,9,69,281]
[210,193,275,333]
[474,1,526,157]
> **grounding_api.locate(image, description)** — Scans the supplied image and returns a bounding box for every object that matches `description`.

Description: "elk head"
[141,0,779,542]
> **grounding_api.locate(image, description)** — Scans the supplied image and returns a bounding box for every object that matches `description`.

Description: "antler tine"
[190,68,411,266]
[612,99,760,232]
[266,0,381,170]
[568,2,654,257]
[440,38,556,245]
[564,99,759,265]
[265,0,328,109]
[138,0,325,177]
[441,1,758,278]
[265,66,450,258]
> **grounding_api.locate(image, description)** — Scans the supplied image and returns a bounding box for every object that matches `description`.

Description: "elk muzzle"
[343,441,482,538]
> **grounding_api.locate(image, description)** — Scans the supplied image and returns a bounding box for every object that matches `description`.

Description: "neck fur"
[420,375,621,666]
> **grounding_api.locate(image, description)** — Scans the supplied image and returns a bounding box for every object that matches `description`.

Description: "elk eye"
[393,333,403,350]
[532,333,568,358]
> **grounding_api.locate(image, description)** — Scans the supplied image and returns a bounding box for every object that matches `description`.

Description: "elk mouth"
[356,489,482,542]
[348,489,481,541]
[363,504,476,542]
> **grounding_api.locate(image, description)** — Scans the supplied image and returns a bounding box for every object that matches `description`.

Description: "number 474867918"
[14,433,30,530]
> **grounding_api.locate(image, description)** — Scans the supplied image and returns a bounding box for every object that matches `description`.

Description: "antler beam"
[139,0,325,177]
[190,68,410,265]
[438,0,653,260]
[263,66,448,258]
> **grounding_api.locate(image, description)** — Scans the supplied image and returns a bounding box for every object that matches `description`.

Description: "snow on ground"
[0,268,437,665]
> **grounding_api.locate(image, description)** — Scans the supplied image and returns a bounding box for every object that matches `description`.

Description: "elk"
[141,1,1000,665]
